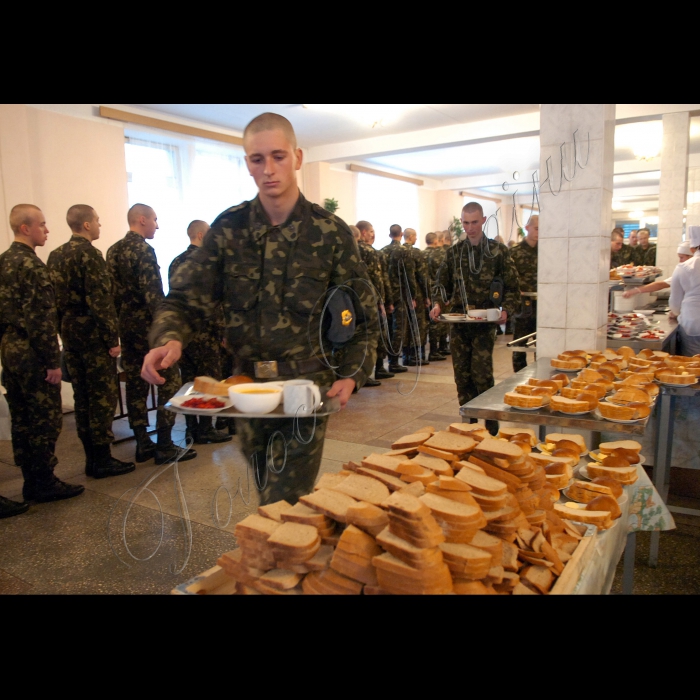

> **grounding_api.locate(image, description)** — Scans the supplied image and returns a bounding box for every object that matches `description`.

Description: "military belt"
[239,358,326,380]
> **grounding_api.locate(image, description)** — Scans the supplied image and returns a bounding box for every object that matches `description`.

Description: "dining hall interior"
[0,103,699,595]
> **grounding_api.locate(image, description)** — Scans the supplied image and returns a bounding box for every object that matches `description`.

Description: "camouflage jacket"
[150,193,378,385]
[509,239,538,294]
[380,240,417,305]
[168,243,225,339]
[106,231,164,324]
[423,246,447,301]
[358,241,385,305]
[611,244,635,269]
[404,243,429,301]
[633,244,657,267]
[47,234,119,349]
[0,241,60,369]
[437,235,521,317]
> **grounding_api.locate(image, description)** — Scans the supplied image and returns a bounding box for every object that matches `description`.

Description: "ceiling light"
[616,122,663,161]
[612,200,623,210]
[303,104,421,128]
[629,210,645,220]
[644,216,659,225]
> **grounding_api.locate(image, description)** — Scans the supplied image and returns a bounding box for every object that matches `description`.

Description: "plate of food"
[508,404,543,411]
[169,394,233,414]
[588,451,645,465]
[657,379,698,388]
[562,486,629,506]
[537,442,589,457]
[553,409,591,416]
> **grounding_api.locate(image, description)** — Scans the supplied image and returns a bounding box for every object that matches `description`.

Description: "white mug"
[486,308,501,322]
[283,379,322,416]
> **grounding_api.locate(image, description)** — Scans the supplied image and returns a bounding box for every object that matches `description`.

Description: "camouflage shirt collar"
[70,234,92,246]
[10,240,36,255]
[249,193,307,243]
[126,230,147,244]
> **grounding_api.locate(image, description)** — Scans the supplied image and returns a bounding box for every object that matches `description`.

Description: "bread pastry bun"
[599,361,622,375]
[583,383,606,399]
[544,462,567,475]
[193,374,253,395]
[598,440,642,455]
[533,385,557,398]
[598,402,637,420]
[597,368,616,382]
[550,395,589,413]
[586,495,621,520]
[609,388,652,406]
[591,477,624,498]
[551,373,570,387]
[627,402,651,419]
[602,455,631,468]
[535,379,561,393]
[510,439,532,454]
[637,348,655,359]
[616,346,636,360]
[575,392,599,410]
[629,357,653,368]
[555,439,582,455]
[610,448,640,463]
[578,368,603,383]
[552,447,580,461]
[504,391,546,408]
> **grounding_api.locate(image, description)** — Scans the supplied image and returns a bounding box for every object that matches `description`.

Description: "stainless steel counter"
[606,312,678,353]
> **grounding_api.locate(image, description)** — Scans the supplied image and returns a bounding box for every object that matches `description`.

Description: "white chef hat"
[678,241,692,256]
[688,225,700,249]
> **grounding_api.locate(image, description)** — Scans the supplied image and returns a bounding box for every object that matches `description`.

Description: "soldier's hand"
[327,378,355,409]
[430,304,441,321]
[142,341,182,385]
[387,304,394,313]
[46,368,62,385]
[412,300,417,309]
[499,310,508,324]
[379,304,386,318]
[109,345,121,358]
[425,298,431,308]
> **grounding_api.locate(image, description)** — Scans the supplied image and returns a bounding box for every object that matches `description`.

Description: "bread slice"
[498,427,537,445]
[417,445,459,462]
[257,569,302,591]
[399,481,426,498]
[280,502,331,528]
[258,500,293,522]
[567,479,615,503]
[375,528,444,568]
[331,473,390,506]
[391,432,432,449]
[551,356,587,369]
[299,488,358,523]
[550,395,589,413]
[520,565,554,594]
[355,465,407,492]
[598,440,641,454]
[504,391,546,408]
[361,453,404,475]
[554,502,611,527]
[473,438,524,463]
[267,522,320,551]
[235,514,281,540]
[419,493,484,524]
[314,472,348,492]
[455,467,508,496]
[544,433,587,452]
[424,483,479,507]
[448,423,488,441]
[586,463,638,484]
[408,453,454,475]
[382,447,419,457]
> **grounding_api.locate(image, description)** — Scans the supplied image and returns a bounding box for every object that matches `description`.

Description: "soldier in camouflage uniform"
[169,220,233,442]
[143,113,378,506]
[47,205,135,479]
[634,228,657,266]
[610,229,634,268]
[402,228,431,365]
[380,225,416,373]
[509,215,538,373]
[431,202,521,435]
[0,204,84,510]
[422,232,447,361]
[356,220,394,381]
[107,204,197,465]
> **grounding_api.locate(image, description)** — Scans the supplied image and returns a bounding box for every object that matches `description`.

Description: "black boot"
[153,426,197,465]
[485,419,499,436]
[216,416,236,436]
[91,444,136,479]
[0,495,29,519]
[388,355,408,373]
[194,416,233,444]
[134,425,157,463]
[403,348,417,367]
[420,346,430,365]
[375,358,394,379]
[78,433,95,477]
[22,475,84,504]
[364,377,382,387]
[185,415,199,445]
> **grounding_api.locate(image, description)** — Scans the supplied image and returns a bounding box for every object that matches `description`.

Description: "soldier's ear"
[294,148,303,170]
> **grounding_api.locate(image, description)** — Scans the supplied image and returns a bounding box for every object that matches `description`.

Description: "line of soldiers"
[611,227,657,268]
[349,221,455,386]
[0,202,231,519]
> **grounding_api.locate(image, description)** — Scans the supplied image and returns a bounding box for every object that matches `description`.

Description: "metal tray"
[439,314,497,324]
[166,382,342,419]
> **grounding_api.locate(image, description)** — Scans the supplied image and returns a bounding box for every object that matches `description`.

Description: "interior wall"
[436,189,464,233]
[417,189,438,248]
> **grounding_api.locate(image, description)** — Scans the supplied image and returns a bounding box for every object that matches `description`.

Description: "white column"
[537,104,615,358]
[686,166,700,229]
[657,113,690,278]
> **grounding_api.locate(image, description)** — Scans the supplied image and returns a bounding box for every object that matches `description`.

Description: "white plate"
[553,409,591,416]
[577,463,641,481]
[168,394,232,414]
[507,404,543,411]
[550,366,583,373]
[657,380,698,388]
[588,452,645,465]
[562,486,629,506]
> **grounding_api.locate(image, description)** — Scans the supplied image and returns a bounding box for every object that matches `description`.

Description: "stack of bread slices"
[208,424,592,595]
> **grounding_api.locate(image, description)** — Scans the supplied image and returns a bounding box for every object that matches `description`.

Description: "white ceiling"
[127,104,540,149]
[125,105,700,212]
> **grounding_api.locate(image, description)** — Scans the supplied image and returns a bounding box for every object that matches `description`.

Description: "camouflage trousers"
[234,370,333,506]
[512,309,537,374]
[120,328,180,430]
[179,331,223,385]
[403,294,427,348]
[450,323,497,406]
[62,317,118,447]
[1,335,62,486]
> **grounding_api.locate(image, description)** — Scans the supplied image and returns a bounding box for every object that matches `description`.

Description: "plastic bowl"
[228,383,283,414]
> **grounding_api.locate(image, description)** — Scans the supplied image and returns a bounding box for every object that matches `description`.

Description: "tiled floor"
[1,335,698,594]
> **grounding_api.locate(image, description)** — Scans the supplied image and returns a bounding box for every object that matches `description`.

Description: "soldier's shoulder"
[211,200,251,229]
[310,203,354,237]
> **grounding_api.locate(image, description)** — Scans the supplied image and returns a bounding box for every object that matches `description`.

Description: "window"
[125,131,258,292]
[356,173,419,248]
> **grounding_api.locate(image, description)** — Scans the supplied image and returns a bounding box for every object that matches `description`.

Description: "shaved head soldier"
[48,205,135,480]
[107,204,197,465]
[0,205,84,515]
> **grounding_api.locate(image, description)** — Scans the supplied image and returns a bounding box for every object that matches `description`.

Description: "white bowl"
[228,383,283,414]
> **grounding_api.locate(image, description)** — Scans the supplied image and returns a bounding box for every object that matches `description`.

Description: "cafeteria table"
[459,357,674,594]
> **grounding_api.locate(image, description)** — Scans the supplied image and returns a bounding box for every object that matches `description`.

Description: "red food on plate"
[182,397,225,409]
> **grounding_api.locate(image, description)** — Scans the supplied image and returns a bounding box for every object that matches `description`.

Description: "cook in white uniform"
[670,227,700,356]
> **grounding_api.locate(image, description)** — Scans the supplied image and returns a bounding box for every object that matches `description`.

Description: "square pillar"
[537,105,615,358]
[657,113,690,278]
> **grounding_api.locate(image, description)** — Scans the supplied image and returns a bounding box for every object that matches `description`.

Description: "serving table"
[459,357,675,594]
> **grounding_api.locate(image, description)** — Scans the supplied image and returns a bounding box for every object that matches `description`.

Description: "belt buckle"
[254,361,279,379]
